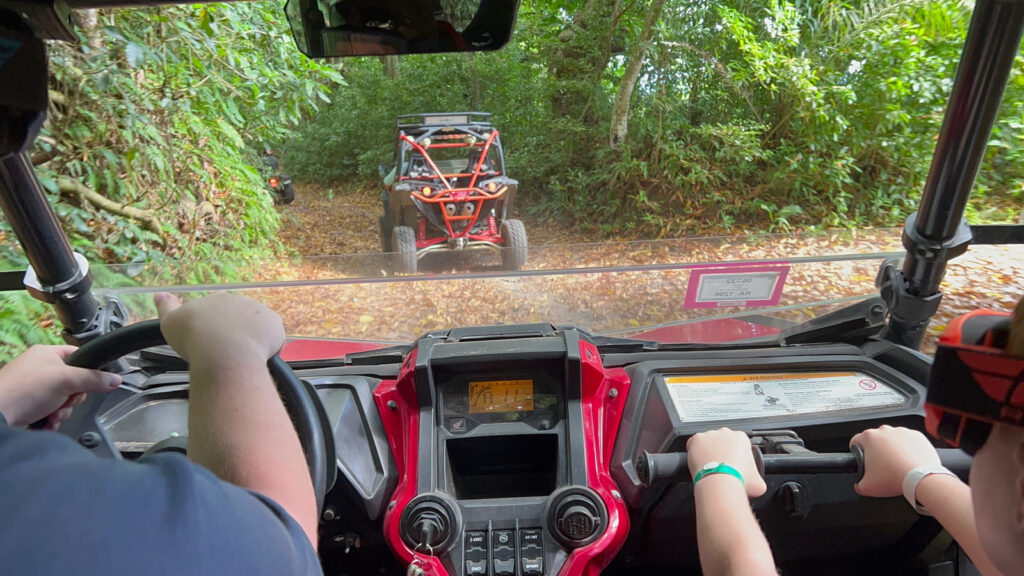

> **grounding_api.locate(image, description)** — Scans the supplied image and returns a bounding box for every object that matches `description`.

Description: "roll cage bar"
[394,115,506,183]
[1,0,1023,349]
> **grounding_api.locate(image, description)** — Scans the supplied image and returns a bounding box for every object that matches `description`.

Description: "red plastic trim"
[280,338,388,361]
[558,342,631,576]
[374,341,632,576]
[374,350,449,575]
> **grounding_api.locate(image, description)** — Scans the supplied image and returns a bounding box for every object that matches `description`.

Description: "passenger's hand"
[155,293,285,367]
[0,345,122,429]
[687,427,767,498]
[850,425,941,497]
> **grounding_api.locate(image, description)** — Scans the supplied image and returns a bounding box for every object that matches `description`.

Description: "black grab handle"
[637,446,971,487]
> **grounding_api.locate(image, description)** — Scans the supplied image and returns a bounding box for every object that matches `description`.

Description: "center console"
[374,324,624,576]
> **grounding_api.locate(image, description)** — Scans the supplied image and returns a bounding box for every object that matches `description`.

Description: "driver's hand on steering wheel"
[850,425,941,497]
[687,427,767,498]
[154,292,286,366]
[0,345,122,429]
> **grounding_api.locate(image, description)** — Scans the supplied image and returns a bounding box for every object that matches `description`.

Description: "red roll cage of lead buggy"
[379,113,527,274]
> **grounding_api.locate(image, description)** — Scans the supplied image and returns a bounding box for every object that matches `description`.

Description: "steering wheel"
[57,319,334,511]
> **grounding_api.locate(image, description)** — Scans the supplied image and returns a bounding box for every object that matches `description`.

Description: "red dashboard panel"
[374,341,631,576]
[557,342,631,575]
[374,350,447,575]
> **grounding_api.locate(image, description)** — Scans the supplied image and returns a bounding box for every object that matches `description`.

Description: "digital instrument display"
[469,379,535,414]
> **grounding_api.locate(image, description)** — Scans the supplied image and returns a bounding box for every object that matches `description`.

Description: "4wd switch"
[465,531,487,551]
[464,531,487,574]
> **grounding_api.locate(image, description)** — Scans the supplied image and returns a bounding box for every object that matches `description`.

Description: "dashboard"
[75,324,970,576]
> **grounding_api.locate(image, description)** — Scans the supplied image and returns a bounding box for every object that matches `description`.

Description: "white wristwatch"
[902,465,957,515]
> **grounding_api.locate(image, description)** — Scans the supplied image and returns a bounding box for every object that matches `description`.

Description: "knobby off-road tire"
[280,182,296,204]
[500,219,527,271]
[392,225,417,274]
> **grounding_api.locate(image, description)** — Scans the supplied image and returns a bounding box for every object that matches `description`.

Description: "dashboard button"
[492,530,514,551]
[465,531,487,551]
[522,556,544,575]
[520,528,542,548]
[466,559,487,575]
[493,558,515,575]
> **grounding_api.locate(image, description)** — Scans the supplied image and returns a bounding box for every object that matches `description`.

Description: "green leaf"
[125,42,144,68]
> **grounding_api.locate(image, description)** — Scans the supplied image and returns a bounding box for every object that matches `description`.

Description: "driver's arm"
[0,325,320,575]
[687,428,777,576]
[156,292,319,550]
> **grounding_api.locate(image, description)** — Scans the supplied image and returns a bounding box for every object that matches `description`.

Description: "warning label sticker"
[663,372,906,423]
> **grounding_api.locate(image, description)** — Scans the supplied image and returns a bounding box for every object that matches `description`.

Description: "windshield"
[1,1,1022,362]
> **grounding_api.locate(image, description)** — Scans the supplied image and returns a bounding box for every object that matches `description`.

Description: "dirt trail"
[276,183,578,257]
[269,184,1023,350]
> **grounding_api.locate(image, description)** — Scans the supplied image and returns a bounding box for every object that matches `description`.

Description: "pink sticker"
[684,262,789,309]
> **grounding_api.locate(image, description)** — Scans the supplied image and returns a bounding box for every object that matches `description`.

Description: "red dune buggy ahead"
[379,112,526,274]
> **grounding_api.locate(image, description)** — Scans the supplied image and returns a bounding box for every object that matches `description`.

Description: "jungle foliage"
[1,0,1022,360]
[286,0,1024,234]
[1,3,340,358]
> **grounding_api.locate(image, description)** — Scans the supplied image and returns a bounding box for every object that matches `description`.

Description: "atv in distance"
[261,150,295,205]
[379,112,526,274]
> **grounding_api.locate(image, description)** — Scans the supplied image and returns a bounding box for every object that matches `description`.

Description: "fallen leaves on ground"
[254,185,1024,354]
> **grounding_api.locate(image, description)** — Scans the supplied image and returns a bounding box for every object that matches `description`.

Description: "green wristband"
[693,462,745,486]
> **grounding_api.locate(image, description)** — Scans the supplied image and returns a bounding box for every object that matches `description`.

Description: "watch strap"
[902,465,957,515]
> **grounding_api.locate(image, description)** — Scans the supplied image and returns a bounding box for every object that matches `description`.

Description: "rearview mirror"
[285,0,520,58]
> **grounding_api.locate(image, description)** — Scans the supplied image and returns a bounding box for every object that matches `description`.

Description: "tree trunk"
[382,55,399,79]
[467,54,483,109]
[688,72,702,126]
[609,0,667,148]
[78,9,104,52]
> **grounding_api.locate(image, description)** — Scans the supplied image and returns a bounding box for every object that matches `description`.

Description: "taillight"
[269,178,279,187]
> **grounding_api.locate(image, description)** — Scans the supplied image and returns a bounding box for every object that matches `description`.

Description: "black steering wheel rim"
[62,319,332,512]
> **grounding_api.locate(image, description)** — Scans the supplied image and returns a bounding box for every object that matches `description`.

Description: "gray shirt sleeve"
[0,424,322,576]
